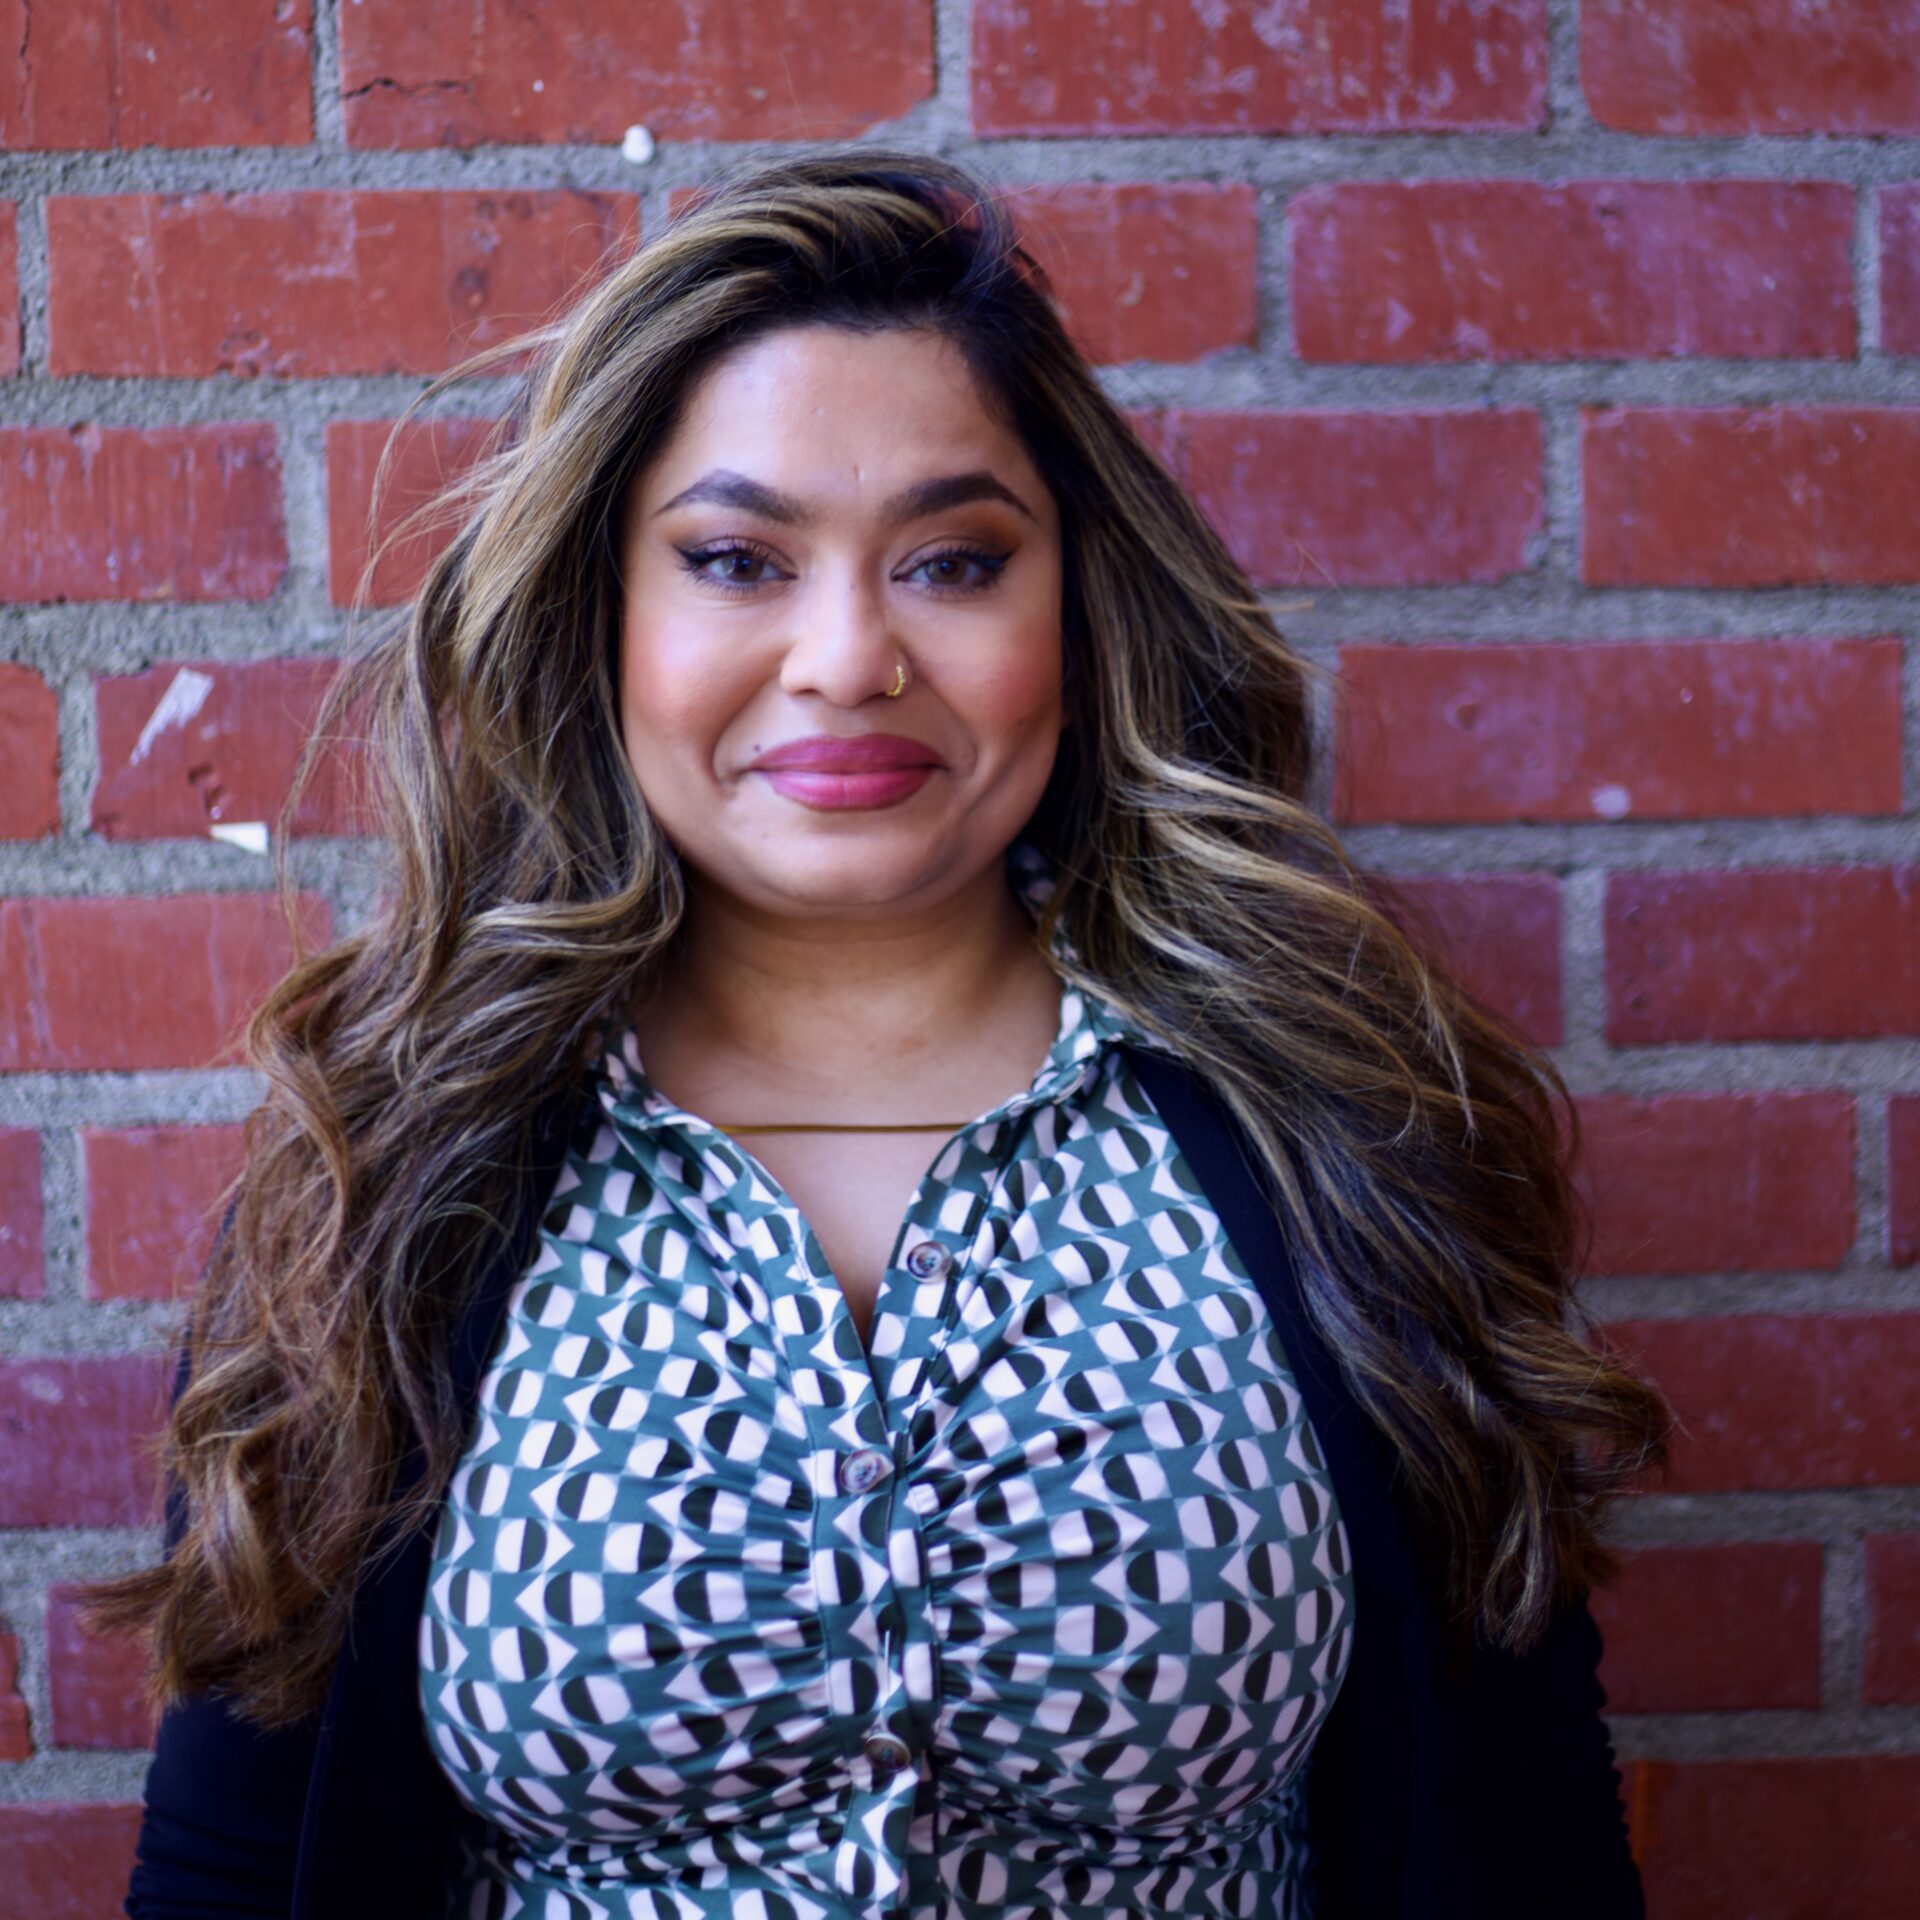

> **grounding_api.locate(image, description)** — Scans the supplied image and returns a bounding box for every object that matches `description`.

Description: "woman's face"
[615,323,1066,923]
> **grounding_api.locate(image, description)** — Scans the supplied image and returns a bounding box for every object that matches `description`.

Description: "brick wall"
[2,3,1918,1914]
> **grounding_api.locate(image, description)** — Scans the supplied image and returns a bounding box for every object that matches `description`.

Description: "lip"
[748,733,941,773]
[747,733,942,812]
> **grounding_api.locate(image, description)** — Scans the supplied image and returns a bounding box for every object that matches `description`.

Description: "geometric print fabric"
[418,838,1356,1920]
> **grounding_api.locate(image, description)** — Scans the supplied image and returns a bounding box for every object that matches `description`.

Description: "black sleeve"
[1462,1588,1645,1920]
[123,1198,323,1920]
[123,1692,321,1919]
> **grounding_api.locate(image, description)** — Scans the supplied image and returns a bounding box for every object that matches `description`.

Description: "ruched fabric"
[418,841,1355,1920]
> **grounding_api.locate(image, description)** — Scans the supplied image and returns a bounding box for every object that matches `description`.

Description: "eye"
[907,545,1011,596]
[672,540,1011,598]
[674,539,785,595]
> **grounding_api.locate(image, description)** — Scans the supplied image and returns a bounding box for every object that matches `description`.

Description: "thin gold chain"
[713,1119,967,1134]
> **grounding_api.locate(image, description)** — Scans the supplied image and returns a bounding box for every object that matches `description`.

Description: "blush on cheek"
[621,623,755,732]
[966,642,1065,727]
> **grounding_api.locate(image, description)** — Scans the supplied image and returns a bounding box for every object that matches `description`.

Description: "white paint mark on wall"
[130,666,215,765]
[621,125,655,165]
[209,822,271,855]
[1590,784,1633,820]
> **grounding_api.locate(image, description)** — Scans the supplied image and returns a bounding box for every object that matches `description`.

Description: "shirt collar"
[595,834,1163,1136]
[1003,832,1169,1096]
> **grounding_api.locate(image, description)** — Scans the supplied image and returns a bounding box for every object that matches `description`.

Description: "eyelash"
[673,538,1011,598]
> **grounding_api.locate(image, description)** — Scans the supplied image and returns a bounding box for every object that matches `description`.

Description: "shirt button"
[837,1447,890,1496]
[864,1732,912,1774]
[903,1240,952,1280]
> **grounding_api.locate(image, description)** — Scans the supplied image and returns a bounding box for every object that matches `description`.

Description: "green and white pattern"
[419,841,1356,1920]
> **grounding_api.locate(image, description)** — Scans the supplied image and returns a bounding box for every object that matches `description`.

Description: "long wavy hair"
[79,145,1672,1730]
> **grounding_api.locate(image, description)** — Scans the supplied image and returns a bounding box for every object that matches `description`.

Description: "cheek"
[960,613,1066,733]
[618,616,749,751]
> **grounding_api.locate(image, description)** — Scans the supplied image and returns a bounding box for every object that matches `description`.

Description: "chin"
[708,837,948,910]
[777,841,937,893]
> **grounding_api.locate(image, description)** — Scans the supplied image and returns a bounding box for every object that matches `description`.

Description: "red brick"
[1882,186,1920,360]
[1366,872,1562,1049]
[1335,638,1902,826]
[0,1625,30,1759]
[1864,1533,1920,1704]
[1583,408,1920,588]
[1583,0,1920,136]
[0,0,311,150]
[0,1357,171,1527]
[0,661,58,837]
[1008,182,1259,366]
[1158,409,1542,587]
[1606,867,1920,1045]
[1599,1314,1920,1493]
[972,0,1547,135]
[1573,1093,1856,1278]
[46,190,637,378]
[341,0,931,147]
[0,1128,43,1301]
[1890,1098,1920,1267]
[326,416,501,608]
[0,200,18,375]
[81,1125,247,1302]
[1628,1757,1920,1918]
[45,1584,152,1751]
[0,1803,142,1917]
[1592,1542,1823,1712]
[0,424,285,604]
[91,657,371,842]
[1293,180,1854,364]
[0,892,331,1073]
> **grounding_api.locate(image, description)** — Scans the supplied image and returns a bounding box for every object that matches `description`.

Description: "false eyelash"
[673,539,1011,597]
[671,539,776,593]
[912,545,1012,593]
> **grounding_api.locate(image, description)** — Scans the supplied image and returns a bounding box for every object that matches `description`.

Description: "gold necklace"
[713,1119,967,1134]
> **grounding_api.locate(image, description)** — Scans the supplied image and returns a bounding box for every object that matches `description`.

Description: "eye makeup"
[673,538,1012,598]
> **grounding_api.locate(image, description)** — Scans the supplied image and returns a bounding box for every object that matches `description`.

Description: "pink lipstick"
[747,733,940,811]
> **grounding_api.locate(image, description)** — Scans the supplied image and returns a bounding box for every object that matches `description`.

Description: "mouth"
[747,733,942,812]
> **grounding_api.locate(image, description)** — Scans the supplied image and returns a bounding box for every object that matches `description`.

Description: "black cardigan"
[124,1046,1645,1919]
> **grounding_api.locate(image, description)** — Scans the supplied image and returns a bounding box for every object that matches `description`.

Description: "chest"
[733,1128,948,1347]
[421,1062,1358,1915]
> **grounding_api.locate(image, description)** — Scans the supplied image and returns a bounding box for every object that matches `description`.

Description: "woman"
[84,147,1672,1920]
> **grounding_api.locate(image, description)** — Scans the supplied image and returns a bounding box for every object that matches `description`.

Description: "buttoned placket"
[594,997,1122,1920]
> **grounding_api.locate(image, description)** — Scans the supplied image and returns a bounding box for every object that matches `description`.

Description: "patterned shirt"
[418,839,1356,1920]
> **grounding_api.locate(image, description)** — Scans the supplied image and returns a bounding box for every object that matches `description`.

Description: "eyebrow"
[651,467,1037,527]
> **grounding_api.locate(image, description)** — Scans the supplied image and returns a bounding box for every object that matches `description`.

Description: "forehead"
[633,324,1045,516]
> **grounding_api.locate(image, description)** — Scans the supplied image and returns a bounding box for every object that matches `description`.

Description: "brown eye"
[906,546,1010,595]
[674,541,785,594]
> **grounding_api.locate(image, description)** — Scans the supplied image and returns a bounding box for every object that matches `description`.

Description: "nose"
[775,561,904,707]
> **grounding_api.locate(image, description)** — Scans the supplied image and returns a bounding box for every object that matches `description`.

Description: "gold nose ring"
[884,661,908,699]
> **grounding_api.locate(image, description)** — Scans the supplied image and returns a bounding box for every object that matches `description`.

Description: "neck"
[628,858,1064,1118]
